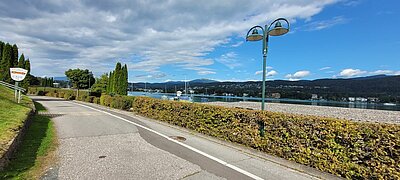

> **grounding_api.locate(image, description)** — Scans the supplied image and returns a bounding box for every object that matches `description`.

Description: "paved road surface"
[32,96,339,180]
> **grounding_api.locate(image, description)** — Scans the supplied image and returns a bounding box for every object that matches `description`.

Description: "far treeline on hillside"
[65,62,128,96]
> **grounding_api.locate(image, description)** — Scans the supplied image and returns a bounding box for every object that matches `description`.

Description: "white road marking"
[71,102,264,180]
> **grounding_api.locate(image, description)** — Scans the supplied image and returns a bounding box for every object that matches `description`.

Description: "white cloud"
[198,71,216,75]
[369,70,400,76]
[231,41,243,47]
[319,66,331,71]
[300,16,348,31]
[255,70,278,77]
[285,70,310,80]
[0,0,339,78]
[338,68,367,77]
[342,0,362,6]
[216,52,241,69]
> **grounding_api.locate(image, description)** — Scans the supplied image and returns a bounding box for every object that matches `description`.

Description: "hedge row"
[28,87,89,100]
[99,95,135,110]
[131,97,400,179]
[28,87,135,110]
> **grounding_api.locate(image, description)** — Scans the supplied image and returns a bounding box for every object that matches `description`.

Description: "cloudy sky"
[0,0,399,82]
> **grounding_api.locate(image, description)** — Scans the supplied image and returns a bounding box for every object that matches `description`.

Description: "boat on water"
[383,103,397,106]
[179,96,193,102]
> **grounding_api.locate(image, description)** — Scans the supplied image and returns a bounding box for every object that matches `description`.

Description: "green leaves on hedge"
[132,97,400,179]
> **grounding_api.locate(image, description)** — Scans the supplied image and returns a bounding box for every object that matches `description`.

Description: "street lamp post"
[246,18,289,136]
[88,72,93,94]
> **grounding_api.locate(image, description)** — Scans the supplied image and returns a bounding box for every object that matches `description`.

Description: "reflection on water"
[128,91,400,111]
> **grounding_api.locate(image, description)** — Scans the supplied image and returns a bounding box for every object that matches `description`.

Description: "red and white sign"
[10,68,28,81]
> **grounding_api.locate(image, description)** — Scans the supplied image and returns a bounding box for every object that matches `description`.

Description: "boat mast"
[184,76,187,96]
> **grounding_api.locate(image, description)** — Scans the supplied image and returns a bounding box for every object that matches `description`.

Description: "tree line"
[0,41,32,89]
[65,62,128,96]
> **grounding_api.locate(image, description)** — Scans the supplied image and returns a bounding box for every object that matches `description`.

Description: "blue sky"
[185,1,400,82]
[0,0,399,82]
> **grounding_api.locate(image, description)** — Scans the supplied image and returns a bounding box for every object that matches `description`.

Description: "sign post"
[10,68,28,103]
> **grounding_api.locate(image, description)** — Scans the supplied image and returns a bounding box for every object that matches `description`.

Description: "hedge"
[131,97,400,179]
[28,87,88,100]
[28,88,135,111]
[100,94,135,110]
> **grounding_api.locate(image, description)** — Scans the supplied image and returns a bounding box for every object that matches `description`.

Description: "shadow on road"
[31,98,67,102]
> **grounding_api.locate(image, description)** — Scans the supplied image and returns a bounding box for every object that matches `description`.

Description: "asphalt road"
[32,96,339,180]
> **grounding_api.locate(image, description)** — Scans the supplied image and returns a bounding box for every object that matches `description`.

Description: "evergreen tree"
[11,44,18,67]
[25,59,30,73]
[20,58,31,89]
[18,53,25,68]
[114,62,121,94]
[121,64,128,95]
[0,41,3,80]
[0,41,4,60]
[0,43,13,82]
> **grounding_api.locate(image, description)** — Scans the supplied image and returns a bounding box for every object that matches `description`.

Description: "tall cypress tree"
[0,43,13,82]
[121,64,128,95]
[11,44,18,67]
[18,53,25,68]
[114,62,121,94]
[25,59,30,73]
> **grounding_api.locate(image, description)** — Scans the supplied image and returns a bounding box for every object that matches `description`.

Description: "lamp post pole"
[261,24,268,111]
[246,18,289,137]
[88,72,92,94]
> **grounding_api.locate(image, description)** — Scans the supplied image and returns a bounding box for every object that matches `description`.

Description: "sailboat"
[177,77,193,102]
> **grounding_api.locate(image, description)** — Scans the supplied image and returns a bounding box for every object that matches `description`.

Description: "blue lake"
[128,91,400,111]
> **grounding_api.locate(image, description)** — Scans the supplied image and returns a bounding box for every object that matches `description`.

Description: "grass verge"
[0,102,58,179]
[0,86,33,156]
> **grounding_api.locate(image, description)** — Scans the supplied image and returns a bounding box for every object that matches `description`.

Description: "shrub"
[109,96,135,110]
[58,92,65,98]
[100,95,112,107]
[93,97,100,104]
[85,96,95,103]
[63,91,75,100]
[131,97,400,179]
[28,87,37,95]
[37,90,45,96]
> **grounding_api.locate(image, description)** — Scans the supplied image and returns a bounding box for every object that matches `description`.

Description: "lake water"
[128,91,400,111]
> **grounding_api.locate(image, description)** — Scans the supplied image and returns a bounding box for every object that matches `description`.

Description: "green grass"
[0,107,57,179]
[0,86,32,156]
[0,86,33,108]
